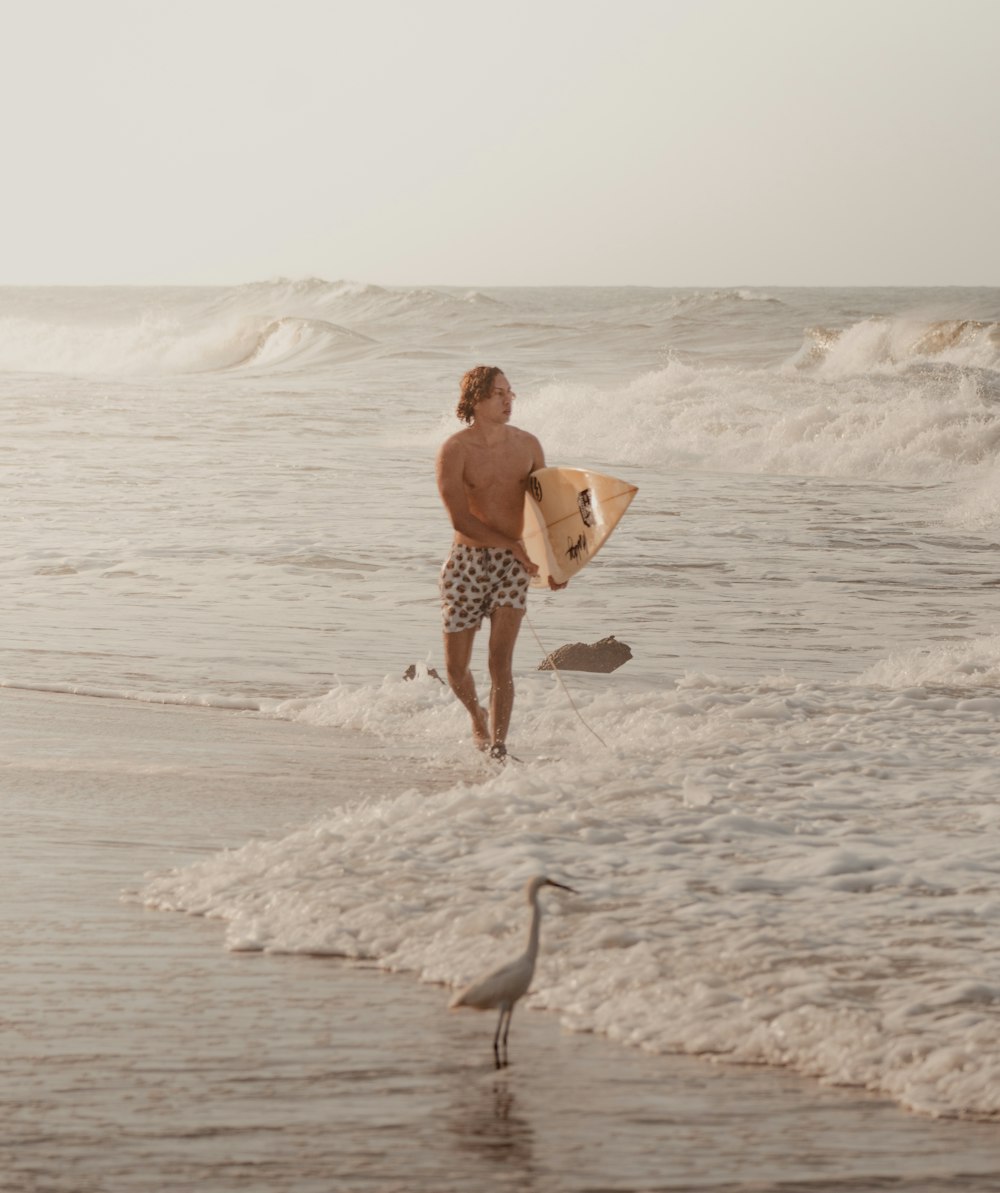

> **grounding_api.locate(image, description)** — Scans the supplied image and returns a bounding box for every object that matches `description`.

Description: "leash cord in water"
[524,610,611,752]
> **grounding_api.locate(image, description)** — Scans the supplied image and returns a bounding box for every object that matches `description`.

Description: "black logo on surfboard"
[566,533,589,563]
[577,488,594,528]
[529,476,543,503]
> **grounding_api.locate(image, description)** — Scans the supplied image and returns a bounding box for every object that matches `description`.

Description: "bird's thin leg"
[493,1009,505,1069]
[501,1007,513,1066]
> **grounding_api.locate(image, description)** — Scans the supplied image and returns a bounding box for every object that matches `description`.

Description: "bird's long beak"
[545,879,577,894]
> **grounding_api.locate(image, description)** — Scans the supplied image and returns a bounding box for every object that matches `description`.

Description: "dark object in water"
[538,635,632,673]
[403,663,445,683]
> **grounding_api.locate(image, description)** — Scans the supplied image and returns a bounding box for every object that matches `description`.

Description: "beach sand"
[4,687,1000,1193]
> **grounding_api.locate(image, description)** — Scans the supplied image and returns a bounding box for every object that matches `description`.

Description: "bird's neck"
[525,900,542,962]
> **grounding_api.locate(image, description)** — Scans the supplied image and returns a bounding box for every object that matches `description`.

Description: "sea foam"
[142,652,1000,1119]
[523,360,1000,485]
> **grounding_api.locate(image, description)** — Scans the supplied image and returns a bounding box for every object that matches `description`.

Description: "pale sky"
[2,0,998,287]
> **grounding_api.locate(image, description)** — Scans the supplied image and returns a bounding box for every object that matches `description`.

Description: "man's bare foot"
[472,705,490,751]
[489,742,522,764]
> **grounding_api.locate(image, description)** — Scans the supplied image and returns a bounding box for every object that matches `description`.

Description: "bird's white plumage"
[450,954,533,1011]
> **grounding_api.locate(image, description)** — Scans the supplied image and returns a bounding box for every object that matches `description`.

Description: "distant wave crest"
[227,316,375,371]
[0,278,491,377]
[667,288,783,316]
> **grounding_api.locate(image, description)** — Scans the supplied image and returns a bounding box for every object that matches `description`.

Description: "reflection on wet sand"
[448,1078,537,1173]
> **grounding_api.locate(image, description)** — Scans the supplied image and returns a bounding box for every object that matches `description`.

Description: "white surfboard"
[522,466,638,589]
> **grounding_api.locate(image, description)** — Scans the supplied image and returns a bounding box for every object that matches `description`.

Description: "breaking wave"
[791,316,1000,376]
[524,359,1000,484]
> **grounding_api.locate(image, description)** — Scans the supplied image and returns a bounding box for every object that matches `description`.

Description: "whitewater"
[4,281,1000,1126]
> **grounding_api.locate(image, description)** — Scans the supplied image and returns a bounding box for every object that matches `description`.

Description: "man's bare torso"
[449,425,539,544]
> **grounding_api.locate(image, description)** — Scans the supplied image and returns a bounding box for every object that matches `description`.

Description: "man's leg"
[487,605,526,749]
[443,627,490,749]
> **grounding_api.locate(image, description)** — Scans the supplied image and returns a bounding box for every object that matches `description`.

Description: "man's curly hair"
[456,365,503,424]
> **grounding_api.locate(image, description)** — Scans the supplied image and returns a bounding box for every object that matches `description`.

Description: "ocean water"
[3,281,1000,1122]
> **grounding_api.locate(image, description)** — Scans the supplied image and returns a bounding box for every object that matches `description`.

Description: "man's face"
[477,373,515,423]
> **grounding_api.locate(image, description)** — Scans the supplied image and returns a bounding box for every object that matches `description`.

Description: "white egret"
[449,875,576,1068]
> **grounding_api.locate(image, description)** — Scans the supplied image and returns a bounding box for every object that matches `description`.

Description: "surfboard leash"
[524,611,611,752]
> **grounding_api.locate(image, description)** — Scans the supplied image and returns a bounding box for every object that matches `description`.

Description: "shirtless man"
[436,366,562,759]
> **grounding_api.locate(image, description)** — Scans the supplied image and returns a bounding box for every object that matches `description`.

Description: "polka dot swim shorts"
[439,544,531,633]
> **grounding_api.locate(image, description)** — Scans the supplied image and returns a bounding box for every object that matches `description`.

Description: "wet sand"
[4,687,1000,1192]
